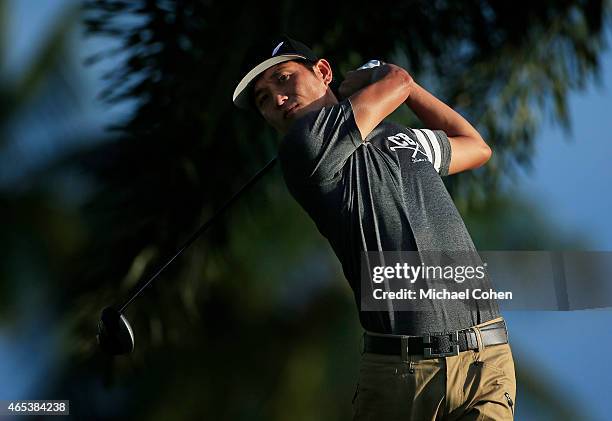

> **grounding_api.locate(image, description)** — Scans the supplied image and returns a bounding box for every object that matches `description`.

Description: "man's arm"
[340,64,413,141]
[404,82,492,175]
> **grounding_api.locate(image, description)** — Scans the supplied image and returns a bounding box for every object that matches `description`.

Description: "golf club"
[97,60,376,356]
[97,157,278,355]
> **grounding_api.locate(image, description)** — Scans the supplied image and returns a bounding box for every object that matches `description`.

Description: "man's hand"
[339,61,413,100]
[338,68,376,100]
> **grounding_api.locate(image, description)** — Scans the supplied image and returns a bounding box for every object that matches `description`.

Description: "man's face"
[253,59,333,134]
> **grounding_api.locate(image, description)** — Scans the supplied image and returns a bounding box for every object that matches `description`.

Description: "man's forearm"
[404,81,482,140]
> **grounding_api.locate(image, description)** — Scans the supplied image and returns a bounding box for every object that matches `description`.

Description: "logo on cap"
[272,41,284,56]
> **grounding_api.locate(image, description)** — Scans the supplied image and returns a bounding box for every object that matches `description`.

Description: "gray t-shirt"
[279,98,500,335]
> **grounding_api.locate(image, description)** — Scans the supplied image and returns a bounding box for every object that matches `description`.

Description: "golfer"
[233,36,516,420]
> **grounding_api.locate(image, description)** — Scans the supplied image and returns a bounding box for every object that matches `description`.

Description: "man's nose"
[275,93,288,107]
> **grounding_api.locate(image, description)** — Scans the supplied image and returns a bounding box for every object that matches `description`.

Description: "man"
[233,36,516,420]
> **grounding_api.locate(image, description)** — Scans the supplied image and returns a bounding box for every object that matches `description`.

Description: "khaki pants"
[352,317,516,420]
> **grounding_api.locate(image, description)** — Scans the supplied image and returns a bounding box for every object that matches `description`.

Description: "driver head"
[97,306,135,356]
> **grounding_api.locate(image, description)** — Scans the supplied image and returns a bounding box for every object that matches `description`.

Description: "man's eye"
[278,74,289,82]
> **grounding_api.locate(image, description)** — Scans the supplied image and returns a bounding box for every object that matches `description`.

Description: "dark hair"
[294,58,318,72]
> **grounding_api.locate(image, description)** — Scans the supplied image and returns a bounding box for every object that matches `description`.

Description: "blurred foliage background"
[0,0,610,419]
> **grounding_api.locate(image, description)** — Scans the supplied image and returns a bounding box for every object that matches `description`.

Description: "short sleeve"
[279,98,363,184]
[410,128,452,177]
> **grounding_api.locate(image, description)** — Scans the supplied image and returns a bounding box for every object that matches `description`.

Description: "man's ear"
[314,59,333,85]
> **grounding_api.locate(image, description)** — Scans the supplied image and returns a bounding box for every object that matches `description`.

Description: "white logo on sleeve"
[387,132,431,163]
[387,133,420,154]
[272,42,284,56]
[386,129,444,172]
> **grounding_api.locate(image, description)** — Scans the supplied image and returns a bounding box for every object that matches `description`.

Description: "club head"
[97,306,134,356]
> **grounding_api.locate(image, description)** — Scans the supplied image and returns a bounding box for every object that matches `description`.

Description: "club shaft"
[118,157,278,313]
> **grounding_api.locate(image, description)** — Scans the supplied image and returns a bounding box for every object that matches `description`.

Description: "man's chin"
[289,104,315,120]
[292,108,306,119]
[279,104,318,134]
[283,109,302,125]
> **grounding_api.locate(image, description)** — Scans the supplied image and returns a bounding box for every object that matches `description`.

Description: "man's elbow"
[471,137,492,169]
[481,142,492,163]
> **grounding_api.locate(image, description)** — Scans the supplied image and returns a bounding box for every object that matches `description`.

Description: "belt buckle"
[423,331,460,359]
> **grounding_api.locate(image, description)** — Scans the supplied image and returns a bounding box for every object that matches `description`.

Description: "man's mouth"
[284,104,299,119]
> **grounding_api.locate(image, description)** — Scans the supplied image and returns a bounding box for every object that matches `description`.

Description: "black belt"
[363,320,508,359]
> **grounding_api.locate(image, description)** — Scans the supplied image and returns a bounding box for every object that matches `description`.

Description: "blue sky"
[513,45,612,251]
